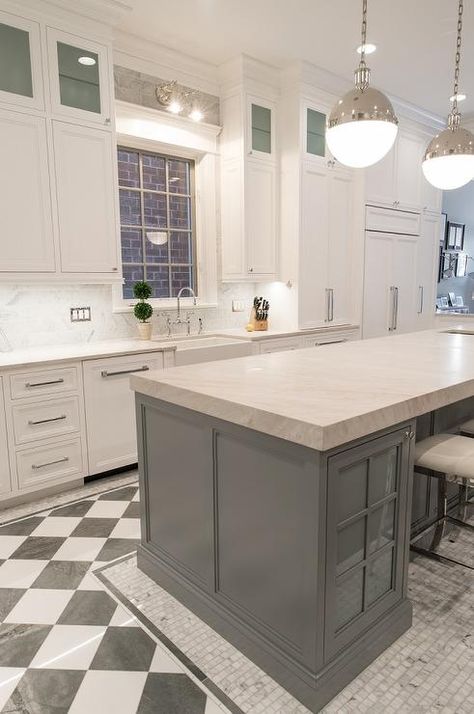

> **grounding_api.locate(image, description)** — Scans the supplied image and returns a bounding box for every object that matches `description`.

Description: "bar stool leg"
[447,479,474,532]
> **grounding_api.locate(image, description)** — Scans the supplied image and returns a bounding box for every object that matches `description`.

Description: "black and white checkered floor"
[0,482,223,713]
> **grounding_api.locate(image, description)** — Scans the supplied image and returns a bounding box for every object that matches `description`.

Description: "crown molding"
[113,30,219,96]
[42,0,132,25]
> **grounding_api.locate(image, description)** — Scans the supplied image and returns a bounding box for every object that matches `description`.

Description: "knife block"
[249,307,268,331]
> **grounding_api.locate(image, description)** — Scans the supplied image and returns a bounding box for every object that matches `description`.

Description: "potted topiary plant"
[133,281,153,340]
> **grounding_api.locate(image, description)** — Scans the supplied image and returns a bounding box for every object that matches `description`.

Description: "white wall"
[0,283,257,350]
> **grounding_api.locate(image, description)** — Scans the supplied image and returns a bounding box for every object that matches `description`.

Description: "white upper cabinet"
[0,108,55,272]
[366,127,438,213]
[0,11,44,111]
[221,80,278,281]
[53,121,119,273]
[46,28,112,127]
[327,170,354,325]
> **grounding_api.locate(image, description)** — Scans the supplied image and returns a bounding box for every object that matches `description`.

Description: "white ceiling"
[117,0,474,118]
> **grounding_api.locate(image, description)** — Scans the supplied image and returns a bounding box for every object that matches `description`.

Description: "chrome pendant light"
[326,0,398,168]
[423,0,474,190]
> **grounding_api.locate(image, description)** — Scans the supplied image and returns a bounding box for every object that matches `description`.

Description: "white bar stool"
[412,433,474,569]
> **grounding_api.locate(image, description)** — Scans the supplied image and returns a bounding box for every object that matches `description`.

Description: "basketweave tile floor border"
[96,524,474,714]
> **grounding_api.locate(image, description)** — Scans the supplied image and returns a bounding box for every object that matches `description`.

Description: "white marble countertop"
[215,324,360,342]
[131,329,474,451]
[0,338,177,370]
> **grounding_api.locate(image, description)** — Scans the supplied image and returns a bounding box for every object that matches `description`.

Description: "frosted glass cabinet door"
[47,28,111,125]
[0,12,43,110]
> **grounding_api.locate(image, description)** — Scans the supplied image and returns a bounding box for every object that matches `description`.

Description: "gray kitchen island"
[131,328,474,712]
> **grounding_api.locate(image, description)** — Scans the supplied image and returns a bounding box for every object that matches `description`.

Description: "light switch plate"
[70,307,91,322]
[232,300,245,312]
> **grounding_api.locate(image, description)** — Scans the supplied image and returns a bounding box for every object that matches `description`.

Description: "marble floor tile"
[0,624,51,667]
[51,537,107,562]
[96,538,139,562]
[0,668,26,710]
[137,672,208,714]
[149,645,186,674]
[98,486,139,502]
[76,571,103,592]
[3,668,85,713]
[70,517,119,538]
[90,626,156,671]
[0,588,26,621]
[68,670,148,714]
[10,536,65,561]
[0,536,28,559]
[0,518,44,537]
[109,518,141,540]
[4,588,74,625]
[0,560,49,589]
[49,500,95,518]
[30,624,106,670]
[84,500,129,519]
[108,604,140,628]
[57,590,117,626]
[30,517,82,538]
[122,502,141,519]
[31,561,90,590]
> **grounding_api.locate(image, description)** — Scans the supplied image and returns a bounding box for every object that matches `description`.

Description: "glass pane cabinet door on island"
[47,28,111,125]
[0,12,43,110]
[325,427,412,660]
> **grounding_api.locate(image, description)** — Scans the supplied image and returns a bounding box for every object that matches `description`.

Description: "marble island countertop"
[131,329,474,451]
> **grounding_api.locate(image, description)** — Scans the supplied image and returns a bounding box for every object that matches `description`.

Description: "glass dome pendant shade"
[326,0,398,169]
[422,0,474,190]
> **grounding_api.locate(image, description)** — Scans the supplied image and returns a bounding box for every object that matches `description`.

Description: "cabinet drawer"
[366,206,420,236]
[10,366,78,400]
[12,396,81,446]
[259,337,304,354]
[16,438,83,489]
[302,330,359,348]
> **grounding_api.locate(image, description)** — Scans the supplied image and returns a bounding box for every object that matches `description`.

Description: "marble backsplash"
[0,283,257,351]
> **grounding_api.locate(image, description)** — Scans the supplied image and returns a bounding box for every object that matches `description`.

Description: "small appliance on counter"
[247,296,270,331]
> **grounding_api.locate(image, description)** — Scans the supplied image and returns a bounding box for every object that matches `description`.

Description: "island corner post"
[134,392,415,712]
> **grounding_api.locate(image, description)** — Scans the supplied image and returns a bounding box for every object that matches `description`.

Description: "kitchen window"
[117,147,196,299]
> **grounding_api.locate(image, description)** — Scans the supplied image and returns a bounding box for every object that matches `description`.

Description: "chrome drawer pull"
[28,415,67,426]
[32,456,69,470]
[25,378,65,388]
[101,366,150,378]
[315,338,348,346]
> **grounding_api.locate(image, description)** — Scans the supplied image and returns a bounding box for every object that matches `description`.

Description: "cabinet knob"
[405,430,415,440]
[112,267,118,271]
[105,117,111,125]
[248,267,254,273]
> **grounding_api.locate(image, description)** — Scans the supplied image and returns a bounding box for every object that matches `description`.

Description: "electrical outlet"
[232,300,245,312]
[70,307,91,322]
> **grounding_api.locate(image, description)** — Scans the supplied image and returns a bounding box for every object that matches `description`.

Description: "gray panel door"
[140,402,214,590]
[325,426,412,661]
[214,429,321,668]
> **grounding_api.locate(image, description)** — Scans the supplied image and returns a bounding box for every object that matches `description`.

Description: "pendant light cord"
[355,0,371,90]
[450,0,464,125]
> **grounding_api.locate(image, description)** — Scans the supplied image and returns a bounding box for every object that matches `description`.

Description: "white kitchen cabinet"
[83,353,164,475]
[416,213,440,329]
[220,75,278,281]
[363,230,418,338]
[0,108,55,272]
[0,11,44,112]
[53,121,119,274]
[299,163,355,329]
[0,379,12,496]
[366,127,429,212]
[47,27,112,128]
[259,336,304,354]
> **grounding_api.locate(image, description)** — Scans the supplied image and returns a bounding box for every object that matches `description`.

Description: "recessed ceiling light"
[450,92,467,102]
[168,100,182,114]
[356,42,377,55]
[78,56,96,66]
[189,109,203,122]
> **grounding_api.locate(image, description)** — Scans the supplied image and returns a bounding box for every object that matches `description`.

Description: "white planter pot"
[137,322,152,340]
